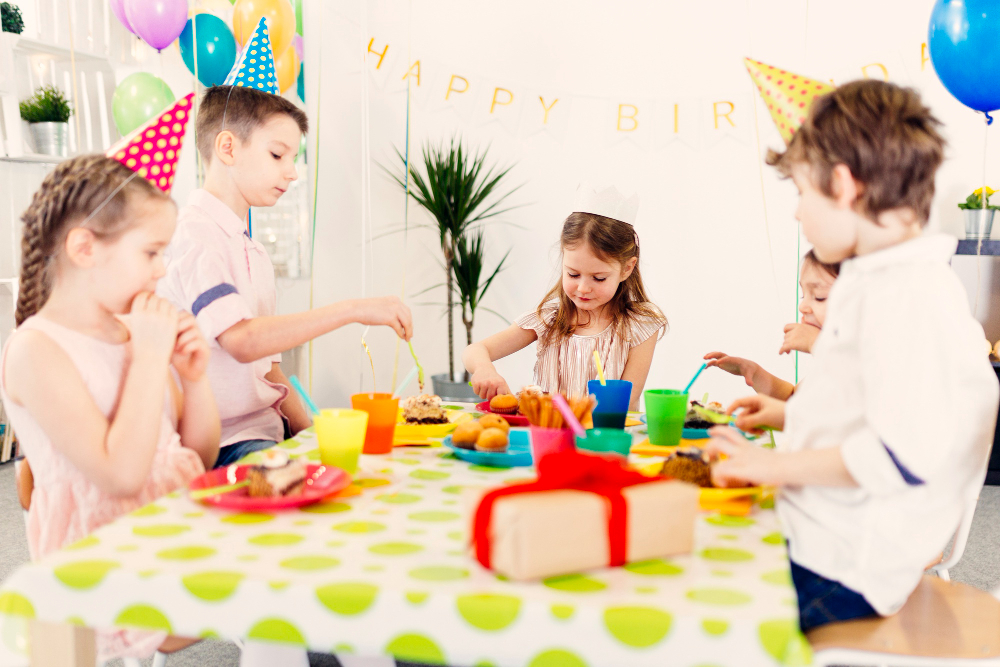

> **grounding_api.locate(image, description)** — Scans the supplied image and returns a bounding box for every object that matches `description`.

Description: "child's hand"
[354,296,413,341]
[779,322,820,355]
[705,426,777,487]
[129,292,179,362]
[727,394,785,433]
[470,368,510,402]
[172,311,210,382]
[704,351,760,387]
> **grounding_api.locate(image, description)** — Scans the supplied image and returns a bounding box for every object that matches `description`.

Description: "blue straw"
[289,374,320,416]
[682,363,707,394]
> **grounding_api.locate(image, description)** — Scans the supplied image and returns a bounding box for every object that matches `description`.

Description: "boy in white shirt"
[708,80,999,631]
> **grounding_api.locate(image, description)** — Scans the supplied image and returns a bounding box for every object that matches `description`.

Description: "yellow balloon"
[232,0,295,60]
[275,44,299,94]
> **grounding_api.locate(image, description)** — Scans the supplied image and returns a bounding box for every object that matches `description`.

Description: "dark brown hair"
[766,79,945,225]
[538,212,666,346]
[15,155,169,325]
[802,249,840,279]
[196,85,309,163]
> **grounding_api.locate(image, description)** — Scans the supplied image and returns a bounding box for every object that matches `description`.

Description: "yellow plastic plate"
[394,410,472,443]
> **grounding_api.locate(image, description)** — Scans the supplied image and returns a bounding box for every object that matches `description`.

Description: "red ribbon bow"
[473,451,659,569]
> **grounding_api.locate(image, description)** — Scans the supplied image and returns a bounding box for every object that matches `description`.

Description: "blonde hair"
[538,212,666,347]
[15,154,168,326]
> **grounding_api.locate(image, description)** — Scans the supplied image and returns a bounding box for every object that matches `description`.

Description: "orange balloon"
[232,0,295,59]
[274,44,300,94]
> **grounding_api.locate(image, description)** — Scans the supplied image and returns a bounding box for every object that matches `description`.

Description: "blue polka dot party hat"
[223,17,278,95]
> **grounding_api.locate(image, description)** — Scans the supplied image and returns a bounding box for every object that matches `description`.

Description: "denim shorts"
[213,439,277,468]
[790,559,877,632]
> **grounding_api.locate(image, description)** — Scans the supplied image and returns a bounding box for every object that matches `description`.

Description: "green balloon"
[112,73,174,137]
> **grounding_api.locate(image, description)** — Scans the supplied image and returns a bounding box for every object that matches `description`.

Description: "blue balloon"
[929,0,1000,114]
[179,14,237,88]
[297,62,305,102]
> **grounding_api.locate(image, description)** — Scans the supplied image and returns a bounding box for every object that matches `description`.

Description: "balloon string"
[308,8,323,394]
[391,0,414,393]
[974,116,989,318]
[66,2,82,151]
[191,2,204,186]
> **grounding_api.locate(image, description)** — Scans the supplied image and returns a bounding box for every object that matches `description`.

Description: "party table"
[0,409,810,667]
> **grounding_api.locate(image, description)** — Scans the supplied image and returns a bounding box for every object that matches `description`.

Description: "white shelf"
[0,153,67,164]
[10,36,110,63]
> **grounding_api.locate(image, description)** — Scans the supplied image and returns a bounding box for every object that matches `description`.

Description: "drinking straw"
[394,366,419,397]
[683,363,708,394]
[593,351,606,385]
[190,481,248,500]
[552,393,586,438]
[289,374,320,416]
[408,341,425,391]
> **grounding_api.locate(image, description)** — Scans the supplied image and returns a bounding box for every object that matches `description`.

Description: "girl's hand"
[353,296,413,341]
[129,292,179,362]
[779,322,820,355]
[727,394,785,433]
[470,368,510,402]
[704,351,760,387]
[705,426,777,487]
[172,311,210,382]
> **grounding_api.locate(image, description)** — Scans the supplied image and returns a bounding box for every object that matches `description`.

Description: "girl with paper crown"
[464,184,667,409]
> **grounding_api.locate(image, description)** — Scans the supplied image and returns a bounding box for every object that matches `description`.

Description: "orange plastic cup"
[350,392,399,454]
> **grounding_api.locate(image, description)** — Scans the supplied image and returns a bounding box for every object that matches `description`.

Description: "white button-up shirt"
[158,189,288,449]
[781,234,998,615]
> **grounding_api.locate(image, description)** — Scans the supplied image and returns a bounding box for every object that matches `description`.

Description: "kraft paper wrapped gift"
[470,451,699,581]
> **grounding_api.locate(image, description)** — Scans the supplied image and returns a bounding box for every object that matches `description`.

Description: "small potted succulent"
[959,186,999,240]
[19,85,72,157]
[1,2,24,34]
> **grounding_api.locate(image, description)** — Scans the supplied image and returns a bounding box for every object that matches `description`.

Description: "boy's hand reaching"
[705,426,777,487]
[779,322,820,355]
[172,311,210,382]
[129,292,179,363]
[470,368,511,402]
[727,394,785,433]
[704,351,760,387]
[354,296,413,341]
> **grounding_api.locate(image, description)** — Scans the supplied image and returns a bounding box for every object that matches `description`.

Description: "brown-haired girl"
[0,155,219,660]
[705,249,839,399]
[464,189,667,410]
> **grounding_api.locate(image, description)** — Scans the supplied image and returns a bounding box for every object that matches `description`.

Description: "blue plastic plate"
[443,428,533,468]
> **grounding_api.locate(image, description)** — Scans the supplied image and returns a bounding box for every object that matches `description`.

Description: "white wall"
[302,0,1000,409]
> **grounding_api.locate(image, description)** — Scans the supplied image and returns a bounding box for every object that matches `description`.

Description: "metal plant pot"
[431,372,482,402]
[29,121,68,157]
[965,208,997,240]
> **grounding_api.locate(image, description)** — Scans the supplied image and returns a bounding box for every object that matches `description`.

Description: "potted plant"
[19,85,72,157]
[387,138,520,401]
[959,186,999,240]
[1,2,23,34]
[453,229,510,349]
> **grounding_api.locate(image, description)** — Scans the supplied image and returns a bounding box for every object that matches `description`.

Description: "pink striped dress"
[0,315,205,659]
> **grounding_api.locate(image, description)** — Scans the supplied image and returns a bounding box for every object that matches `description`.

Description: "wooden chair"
[808,575,1000,667]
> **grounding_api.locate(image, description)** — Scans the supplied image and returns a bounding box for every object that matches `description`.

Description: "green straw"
[408,341,425,390]
[190,481,248,500]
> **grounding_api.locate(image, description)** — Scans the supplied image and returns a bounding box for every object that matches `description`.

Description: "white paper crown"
[571,184,639,226]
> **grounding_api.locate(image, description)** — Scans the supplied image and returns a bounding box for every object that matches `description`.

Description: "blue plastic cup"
[588,379,633,429]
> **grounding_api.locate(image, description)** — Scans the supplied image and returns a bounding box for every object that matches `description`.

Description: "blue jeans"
[790,559,877,632]
[214,439,277,468]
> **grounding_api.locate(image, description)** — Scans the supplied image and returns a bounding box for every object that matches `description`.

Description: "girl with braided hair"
[0,154,219,660]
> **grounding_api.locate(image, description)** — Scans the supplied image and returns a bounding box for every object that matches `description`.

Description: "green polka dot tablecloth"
[0,424,811,667]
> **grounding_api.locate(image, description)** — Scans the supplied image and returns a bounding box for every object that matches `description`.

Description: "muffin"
[451,421,483,450]
[660,448,713,488]
[489,393,519,414]
[478,414,510,434]
[475,427,509,453]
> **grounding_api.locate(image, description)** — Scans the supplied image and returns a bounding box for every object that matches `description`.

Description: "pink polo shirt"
[158,189,288,449]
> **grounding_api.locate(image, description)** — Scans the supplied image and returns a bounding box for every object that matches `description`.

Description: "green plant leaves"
[19,86,72,123]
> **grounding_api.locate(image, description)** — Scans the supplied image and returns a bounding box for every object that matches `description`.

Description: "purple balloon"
[108,0,134,33]
[291,34,304,64]
[124,0,189,51]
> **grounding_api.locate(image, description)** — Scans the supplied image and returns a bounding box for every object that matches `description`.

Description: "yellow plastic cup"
[314,408,368,474]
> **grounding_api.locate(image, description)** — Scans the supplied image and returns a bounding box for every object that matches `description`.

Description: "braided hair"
[15,155,167,326]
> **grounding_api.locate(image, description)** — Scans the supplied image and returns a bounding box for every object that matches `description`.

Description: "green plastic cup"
[575,429,633,458]
[644,389,688,447]
[314,408,368,474]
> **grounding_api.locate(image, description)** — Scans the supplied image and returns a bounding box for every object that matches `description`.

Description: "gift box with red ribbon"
[471,451,699,581]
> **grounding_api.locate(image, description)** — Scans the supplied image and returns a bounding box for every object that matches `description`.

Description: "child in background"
[705,249,839,400]
[0,155,219,660]
[159,85,412,468]
[465,186,666,410]
[708,80,998,632]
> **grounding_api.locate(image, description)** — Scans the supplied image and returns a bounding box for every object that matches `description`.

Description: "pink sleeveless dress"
[0,315,206,659]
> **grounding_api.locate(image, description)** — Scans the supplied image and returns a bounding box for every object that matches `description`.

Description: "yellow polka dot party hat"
[106,92,195,192]
[744,58,833,145]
